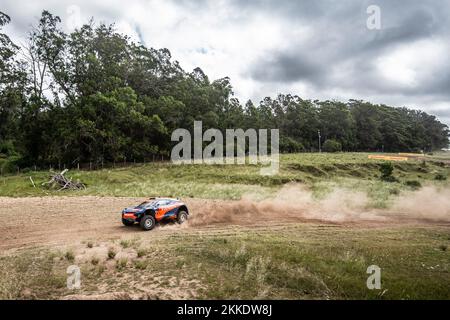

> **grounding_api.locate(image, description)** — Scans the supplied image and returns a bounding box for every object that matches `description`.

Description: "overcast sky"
[2,0,449,126]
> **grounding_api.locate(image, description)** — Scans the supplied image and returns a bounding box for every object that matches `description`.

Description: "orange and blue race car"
[121,197,189,231]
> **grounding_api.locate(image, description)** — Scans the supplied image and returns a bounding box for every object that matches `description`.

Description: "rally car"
[121,197,189,231]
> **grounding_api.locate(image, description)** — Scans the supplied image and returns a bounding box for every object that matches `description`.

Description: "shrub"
[435,174,447,181]
[107,248,117,260]
[120,240,131,248]
[322,139,342,153]
[280,137,305,153]
[91,257,100,265]
[137,248,147,258]
[0,140,17,157]
[20,168,31,174]
[96,264,106,275]
[116,258,128,270]
[64,250,75,262]
[379,162,397,182]
[87,241,94,248]
[405,180,422,189]
[133,260,148,270]
[389,188,400,195]
[0,156,20,174]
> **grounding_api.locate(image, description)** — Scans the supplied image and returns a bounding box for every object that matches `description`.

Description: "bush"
[379,162,397,182]
[137,248,147,258]
[116,258,128,271]
[322,139,342,153]
[0,156,20,174]
[389,188,400,195]
[435,174,447,181]
[120,239,134,248]
[64,250,75,262]
[133,260,148,270]
[280,137,305,153]
[405,180,422,189]
[0,140,17,157]
[107,248,117,260]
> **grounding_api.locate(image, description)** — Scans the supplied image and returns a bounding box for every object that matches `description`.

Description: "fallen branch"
[42,169,86,191]
[29,176,36,188]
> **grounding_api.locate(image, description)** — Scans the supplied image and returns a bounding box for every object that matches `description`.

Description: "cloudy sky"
[2,0,450,125]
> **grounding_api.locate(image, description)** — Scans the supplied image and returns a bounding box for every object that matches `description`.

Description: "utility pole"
[318,130,322,153]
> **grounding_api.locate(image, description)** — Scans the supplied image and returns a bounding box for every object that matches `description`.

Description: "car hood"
[124,207,145,212]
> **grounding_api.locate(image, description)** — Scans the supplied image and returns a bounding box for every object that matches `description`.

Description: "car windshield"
[136,201,155,208]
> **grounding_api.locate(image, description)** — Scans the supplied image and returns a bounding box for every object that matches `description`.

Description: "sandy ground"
[1,194,449,252]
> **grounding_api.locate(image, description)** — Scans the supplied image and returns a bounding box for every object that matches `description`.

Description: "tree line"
[0,11,448,169]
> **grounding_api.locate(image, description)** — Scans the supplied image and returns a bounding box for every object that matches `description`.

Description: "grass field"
[0,152,449,300]
[1,153,449,207]
[1,224,449,299]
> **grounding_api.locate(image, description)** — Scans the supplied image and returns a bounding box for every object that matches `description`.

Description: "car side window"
[157,200,169,207]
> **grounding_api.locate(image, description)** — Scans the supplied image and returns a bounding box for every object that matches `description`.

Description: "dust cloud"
[388,186,450,222]
[187,184,450,227]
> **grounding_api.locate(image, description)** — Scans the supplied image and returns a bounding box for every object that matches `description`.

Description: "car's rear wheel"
[122,218,134,226]
[140,215,156,231]
[177,211,188,224]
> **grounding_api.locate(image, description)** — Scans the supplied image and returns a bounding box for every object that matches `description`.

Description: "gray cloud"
[245,0,450,120]
[250,52,325,84]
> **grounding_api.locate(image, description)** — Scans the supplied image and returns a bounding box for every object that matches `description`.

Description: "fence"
[0,155,170,176]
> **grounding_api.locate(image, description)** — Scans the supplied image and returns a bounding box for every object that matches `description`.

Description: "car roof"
[148,197,181,202]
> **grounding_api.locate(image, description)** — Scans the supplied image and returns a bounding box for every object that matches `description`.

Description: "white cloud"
[375,39,448,89]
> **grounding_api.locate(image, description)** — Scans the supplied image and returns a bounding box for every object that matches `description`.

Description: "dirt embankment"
[0,184,449,251]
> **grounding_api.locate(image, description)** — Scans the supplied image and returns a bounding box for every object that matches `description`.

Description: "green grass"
[0,250,67,299]
[1,224,448,299]
[167,225,450,299]
[1,153,448,208]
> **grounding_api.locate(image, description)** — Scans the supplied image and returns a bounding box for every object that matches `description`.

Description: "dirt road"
[1,194,448,251]
[0,196,317,251]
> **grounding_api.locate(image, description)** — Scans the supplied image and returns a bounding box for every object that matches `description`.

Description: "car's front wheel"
[140,215,156,231]
[122,218,135,226]
[177,211,188,224]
